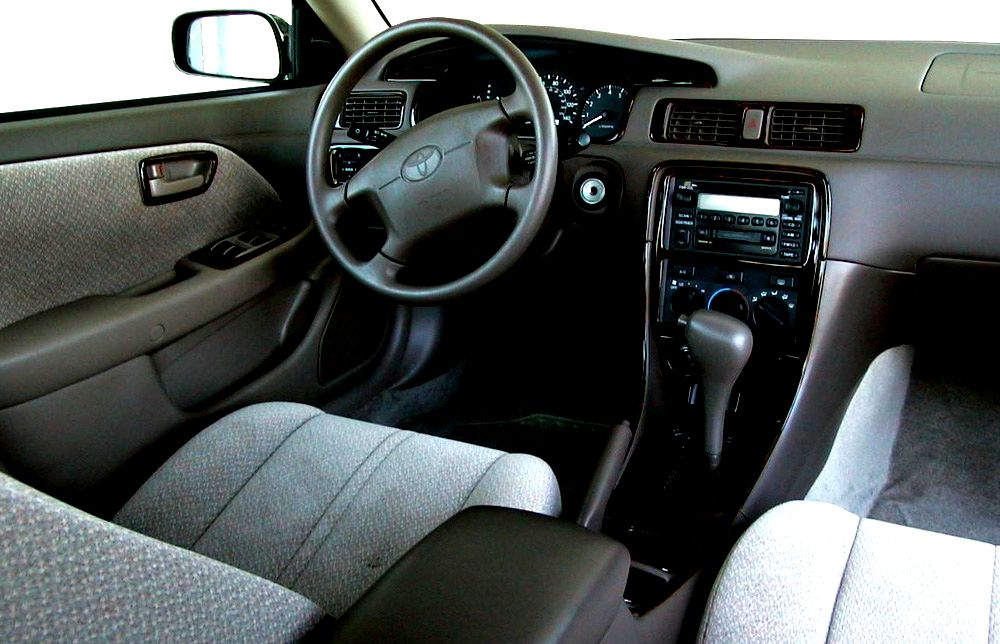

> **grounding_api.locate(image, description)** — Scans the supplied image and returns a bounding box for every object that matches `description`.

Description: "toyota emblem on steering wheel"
[401,145,443,182]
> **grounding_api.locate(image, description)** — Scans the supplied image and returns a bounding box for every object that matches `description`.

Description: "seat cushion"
[699,500,999,643]
[115,402,561,617]
[0,470,326,642]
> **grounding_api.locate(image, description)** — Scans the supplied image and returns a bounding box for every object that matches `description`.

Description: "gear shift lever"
[683,310,753,470]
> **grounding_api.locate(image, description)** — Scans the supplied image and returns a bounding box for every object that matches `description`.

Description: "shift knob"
[684,309,754,470]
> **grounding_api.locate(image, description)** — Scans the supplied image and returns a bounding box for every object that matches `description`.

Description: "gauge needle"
[582,111,608,129]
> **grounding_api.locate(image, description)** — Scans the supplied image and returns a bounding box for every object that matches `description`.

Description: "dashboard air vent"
[664,102,741,145]
[340,92,406,129]
[769,106,863,151]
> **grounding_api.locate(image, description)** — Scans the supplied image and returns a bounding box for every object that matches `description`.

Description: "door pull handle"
[139,151,217,205]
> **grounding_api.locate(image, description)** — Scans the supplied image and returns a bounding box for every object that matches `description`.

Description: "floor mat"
[440,415,612,520]
[869,373,1000,543]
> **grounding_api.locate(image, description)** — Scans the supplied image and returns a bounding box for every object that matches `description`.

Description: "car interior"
[1,1,998,641]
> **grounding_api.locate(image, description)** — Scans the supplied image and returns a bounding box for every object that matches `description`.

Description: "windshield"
[375,0,1000,43]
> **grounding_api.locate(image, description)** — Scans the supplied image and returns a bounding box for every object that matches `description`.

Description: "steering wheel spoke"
[500,88,533,122]
[504,183,534,220]
[357,251,404,288]
[316,183,351,226]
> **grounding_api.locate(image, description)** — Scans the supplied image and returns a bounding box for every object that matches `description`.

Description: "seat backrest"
[0,471,327,641]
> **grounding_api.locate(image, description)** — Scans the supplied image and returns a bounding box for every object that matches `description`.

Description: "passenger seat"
[699,500,998,643]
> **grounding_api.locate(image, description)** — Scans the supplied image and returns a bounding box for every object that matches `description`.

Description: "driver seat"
[2,402,560,639]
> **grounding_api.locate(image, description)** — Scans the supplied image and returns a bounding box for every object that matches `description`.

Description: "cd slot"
[715,230,764,243]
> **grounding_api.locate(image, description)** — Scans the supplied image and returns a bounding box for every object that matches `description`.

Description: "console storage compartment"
[333,506,635,643]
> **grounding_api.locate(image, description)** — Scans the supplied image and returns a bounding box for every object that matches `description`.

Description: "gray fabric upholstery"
[699,500,999,643]
[807,345,914,516]
[0,469,325,643]
[0,142,279,330]
[115,402,561,617]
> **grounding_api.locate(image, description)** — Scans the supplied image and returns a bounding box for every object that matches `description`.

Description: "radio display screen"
[697,193,781,217]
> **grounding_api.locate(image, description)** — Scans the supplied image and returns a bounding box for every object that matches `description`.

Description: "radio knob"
[751,296,791,336]
[670,287,706,318]
[707,288,749,322]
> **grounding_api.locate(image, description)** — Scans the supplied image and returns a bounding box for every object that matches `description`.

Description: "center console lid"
[332,507,633,643]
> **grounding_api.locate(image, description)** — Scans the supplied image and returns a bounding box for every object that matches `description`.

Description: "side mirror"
[172,11,288,82]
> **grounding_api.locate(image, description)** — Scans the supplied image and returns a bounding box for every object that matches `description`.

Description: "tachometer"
[540,73,581,126]
[581,85,630,142]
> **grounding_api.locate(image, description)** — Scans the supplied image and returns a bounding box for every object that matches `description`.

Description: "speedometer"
[540,73,581,126]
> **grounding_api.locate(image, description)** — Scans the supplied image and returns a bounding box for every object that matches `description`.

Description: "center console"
[657,167,824,351]
[604,164,828,611]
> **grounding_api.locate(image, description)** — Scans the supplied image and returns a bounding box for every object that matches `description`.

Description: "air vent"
[664,102,741,145]
[769,106,863,151]
[339,92,406,129]
[654,100,863,152]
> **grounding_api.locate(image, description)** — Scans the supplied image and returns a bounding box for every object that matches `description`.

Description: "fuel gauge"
[580,85,630,142]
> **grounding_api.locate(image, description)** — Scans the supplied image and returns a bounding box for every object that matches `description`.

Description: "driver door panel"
[0,91,390,514]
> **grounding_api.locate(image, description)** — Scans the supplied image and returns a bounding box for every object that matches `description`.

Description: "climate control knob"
[707,288,749,322]
[751,296,791,336]
[670,287,706,318]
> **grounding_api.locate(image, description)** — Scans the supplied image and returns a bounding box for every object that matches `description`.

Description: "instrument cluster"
[416,70,634,143]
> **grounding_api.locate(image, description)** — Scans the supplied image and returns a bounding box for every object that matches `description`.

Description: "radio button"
[752,216,765,227]
[766,218,779,228]
[674,228,691,247]
[673,265,695,277]
[696,226,711,239]
[737,215,751,225]
[697,213,709,222]
[675,211,694,221]
[784,220,802,229]
[762,232,777,244]
[723,214,736,225]
[710,214,723,223]
[780,240,799,250]
[783,199,805,215]
[674,190,696,206]
[781,230,801,239]
[780,250,800,260]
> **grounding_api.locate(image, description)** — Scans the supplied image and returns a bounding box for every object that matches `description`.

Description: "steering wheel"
[306,19,558,302]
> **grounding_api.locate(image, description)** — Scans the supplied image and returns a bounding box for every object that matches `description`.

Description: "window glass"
[376,0,1000,43]
[0,1,291,115]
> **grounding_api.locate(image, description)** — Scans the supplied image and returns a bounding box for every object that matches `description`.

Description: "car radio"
[663,178,813,265]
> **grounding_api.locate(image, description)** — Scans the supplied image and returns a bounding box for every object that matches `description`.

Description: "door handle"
[139,151,217,205]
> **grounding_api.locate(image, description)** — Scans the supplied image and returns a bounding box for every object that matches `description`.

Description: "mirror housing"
[172,11,288,82]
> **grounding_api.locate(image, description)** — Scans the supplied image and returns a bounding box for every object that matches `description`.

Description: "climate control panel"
[660,261,800,342]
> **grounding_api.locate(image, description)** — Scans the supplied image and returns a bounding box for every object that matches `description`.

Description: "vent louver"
[769,107,862,151]
[664,103,742,145]
[653,100,863,152]
[340,92,406,129]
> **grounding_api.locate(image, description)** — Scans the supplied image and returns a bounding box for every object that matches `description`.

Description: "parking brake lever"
[681,310,753,470]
